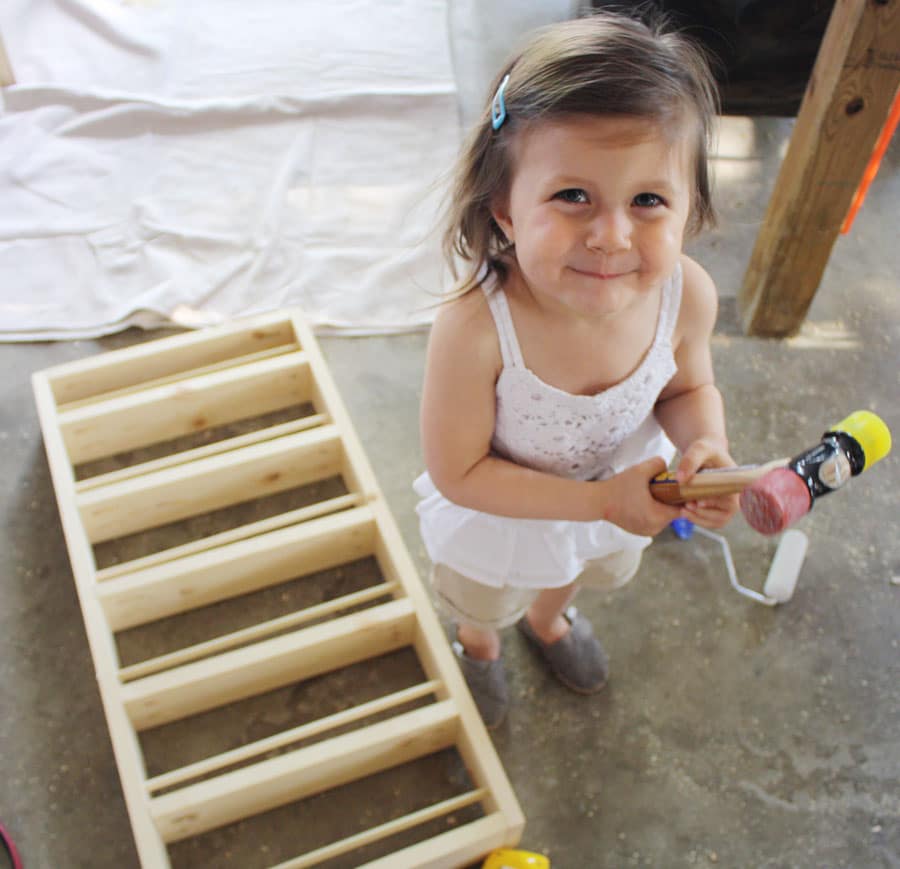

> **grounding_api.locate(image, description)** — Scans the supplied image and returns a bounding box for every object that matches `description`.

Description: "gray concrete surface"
[1,117,898,868]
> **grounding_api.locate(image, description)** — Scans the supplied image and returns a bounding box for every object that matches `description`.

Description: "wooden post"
[738,0,900,337]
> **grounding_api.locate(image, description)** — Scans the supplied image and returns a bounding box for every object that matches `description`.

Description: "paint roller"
[650,410,892,535]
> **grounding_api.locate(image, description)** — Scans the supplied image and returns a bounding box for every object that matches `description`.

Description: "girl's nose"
[586,209,631,253]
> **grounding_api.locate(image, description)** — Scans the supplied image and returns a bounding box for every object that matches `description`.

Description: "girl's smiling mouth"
[569,265,633,280]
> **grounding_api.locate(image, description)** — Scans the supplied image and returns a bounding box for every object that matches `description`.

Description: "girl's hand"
[674,437,740,529]
[599,456,684,537]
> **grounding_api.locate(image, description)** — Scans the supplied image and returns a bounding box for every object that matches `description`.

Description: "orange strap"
[841,85,900,234]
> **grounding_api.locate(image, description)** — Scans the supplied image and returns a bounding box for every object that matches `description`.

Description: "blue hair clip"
[491,74,510,131]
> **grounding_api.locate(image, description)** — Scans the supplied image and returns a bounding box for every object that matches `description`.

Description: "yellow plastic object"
[833,410,892,469]
[482,848,550,869]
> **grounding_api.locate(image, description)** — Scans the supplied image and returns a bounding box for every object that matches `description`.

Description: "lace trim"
[484,267,682,480]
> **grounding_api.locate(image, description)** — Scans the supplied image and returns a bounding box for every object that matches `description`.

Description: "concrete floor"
[2,116,898,868]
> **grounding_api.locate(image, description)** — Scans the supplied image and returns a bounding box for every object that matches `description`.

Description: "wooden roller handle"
[649,459,788,505]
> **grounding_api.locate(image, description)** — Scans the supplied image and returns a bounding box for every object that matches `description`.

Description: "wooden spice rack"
[32,310,523,868]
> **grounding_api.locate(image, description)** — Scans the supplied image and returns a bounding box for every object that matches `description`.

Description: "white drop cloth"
[0,0,578,339]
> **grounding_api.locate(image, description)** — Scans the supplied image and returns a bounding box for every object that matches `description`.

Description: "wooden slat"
[270,788,487,869]
[32,372,172,867]
[410,610,522,821]
[76,412,329,494]
[372,503,524,834]
[146,680,440,793]
[296,316,381,501]
[96,490,356,582]
[357,813,510,869]
[59,351,311,463]
[738,0,900,336]
[98,505,377,631]
[150,699,459,842]
[60,344,296,412]
[78,424,344,542]
[46,313,297,404]
[295,307,525,846]
[122,598,416,730]
[120,580,399,681]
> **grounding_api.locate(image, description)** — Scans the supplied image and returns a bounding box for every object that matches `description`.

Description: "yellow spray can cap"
[482,849,550,869]
[832,410,892,469]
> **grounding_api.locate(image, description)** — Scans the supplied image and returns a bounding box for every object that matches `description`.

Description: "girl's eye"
[633,192,664,208]
[554,188,589,204]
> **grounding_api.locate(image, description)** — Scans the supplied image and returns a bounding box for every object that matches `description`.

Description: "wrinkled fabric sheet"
[0,0,462,338]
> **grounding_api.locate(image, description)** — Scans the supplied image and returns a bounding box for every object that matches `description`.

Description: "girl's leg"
[517,581,608,693]
[453,623,506,729]
[456,622,501,660]
[523,582,578,644]
[432,563,531,660]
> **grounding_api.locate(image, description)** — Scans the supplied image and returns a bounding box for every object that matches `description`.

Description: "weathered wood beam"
[739,0,900,337]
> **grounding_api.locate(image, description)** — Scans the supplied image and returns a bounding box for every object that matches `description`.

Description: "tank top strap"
[657,260,683,344]
[481,283,525,368]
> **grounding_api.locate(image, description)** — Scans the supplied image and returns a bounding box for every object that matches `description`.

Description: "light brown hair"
[442,10,720,297]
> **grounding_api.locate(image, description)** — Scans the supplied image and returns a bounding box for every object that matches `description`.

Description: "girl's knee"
[430,563,537,631]
[577,549,643,591]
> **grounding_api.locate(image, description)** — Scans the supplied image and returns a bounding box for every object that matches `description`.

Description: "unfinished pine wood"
[151,700,459,842]
[99,505,377,630]
[96,488,355,582]
[77,413,330,493]
[739,0,900,336]
[270,788,487,869]
[59,351,312,463]
[32,373,172,867]
[119,580,398,681]
[61,345,298,414]
[79,424,345,542]
[49,316,298,404]
[32,308,524,868]
[359,814,511,869]
[292,309,524,836]
[145,679,440,793]
[122,599,416,730]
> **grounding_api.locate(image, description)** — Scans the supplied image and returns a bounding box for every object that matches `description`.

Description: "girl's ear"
[490,198,514,244]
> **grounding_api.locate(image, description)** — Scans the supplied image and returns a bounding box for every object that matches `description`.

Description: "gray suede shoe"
[516,606,609,694]
[452,641,508,730]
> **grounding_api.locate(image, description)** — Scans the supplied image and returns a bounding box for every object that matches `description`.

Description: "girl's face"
[491,115,694,320]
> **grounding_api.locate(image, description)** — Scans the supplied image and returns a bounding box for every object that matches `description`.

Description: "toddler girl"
[415,10,739,728]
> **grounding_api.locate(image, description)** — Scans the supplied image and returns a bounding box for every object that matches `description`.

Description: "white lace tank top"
[413,267,682,587]
[486,264,682,482]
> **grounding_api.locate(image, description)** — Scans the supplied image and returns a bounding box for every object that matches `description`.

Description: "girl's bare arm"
[655,255,730,462]
[654,255,738,526]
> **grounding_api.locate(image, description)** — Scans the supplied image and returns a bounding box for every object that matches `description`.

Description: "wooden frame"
[33,310,523,868]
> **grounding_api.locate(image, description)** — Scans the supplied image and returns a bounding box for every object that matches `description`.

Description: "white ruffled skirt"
[414,423,676,589]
